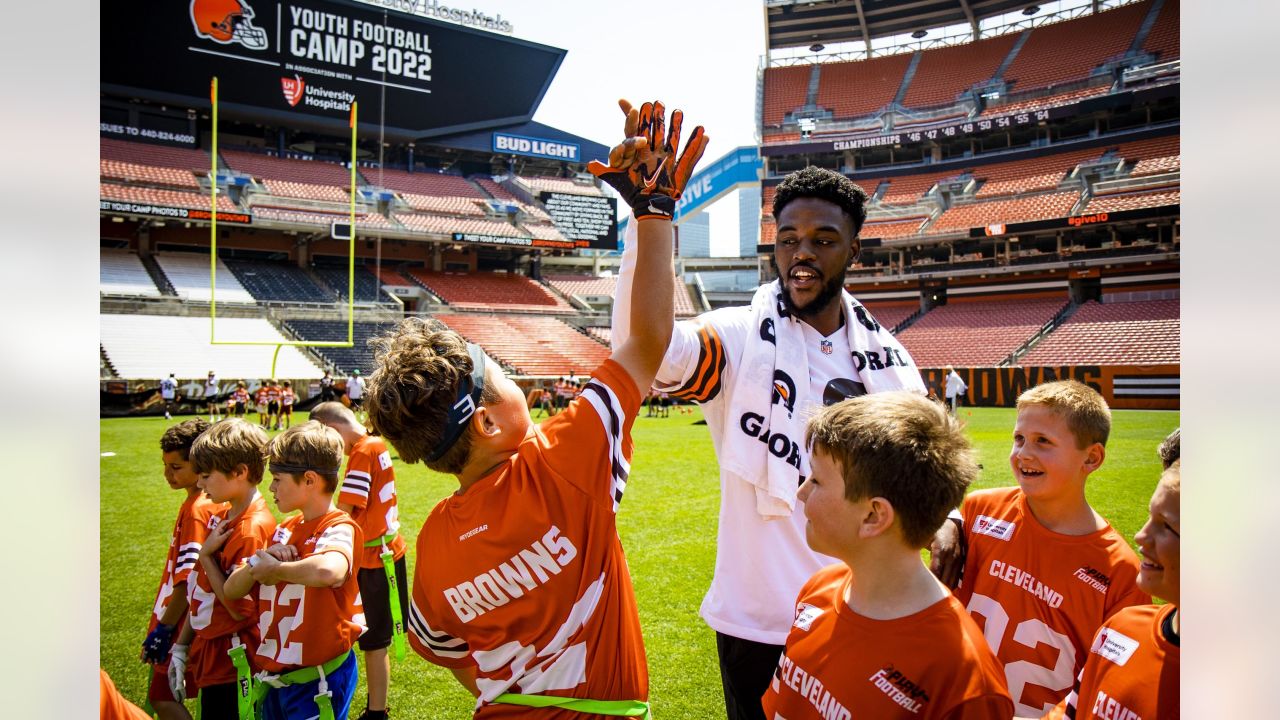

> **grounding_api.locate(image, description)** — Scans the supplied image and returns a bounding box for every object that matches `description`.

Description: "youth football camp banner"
[918,365,1179,411]
[101,0,565,141]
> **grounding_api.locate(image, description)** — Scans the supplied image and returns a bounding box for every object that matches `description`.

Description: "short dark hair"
[806,391,977,548]
[772,166,869,237]
[190,419,268,485]
[160,418,211,459]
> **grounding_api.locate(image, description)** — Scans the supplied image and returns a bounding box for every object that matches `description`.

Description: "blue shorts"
[260,650,358,720]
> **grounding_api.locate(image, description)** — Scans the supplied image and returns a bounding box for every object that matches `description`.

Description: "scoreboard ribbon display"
[102,0,565,141]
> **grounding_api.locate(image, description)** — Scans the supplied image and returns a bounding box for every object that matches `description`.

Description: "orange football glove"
[588,98,709,221]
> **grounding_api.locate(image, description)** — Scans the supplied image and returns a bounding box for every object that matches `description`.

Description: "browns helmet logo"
[190,0,269,51]
[772,370,797,415]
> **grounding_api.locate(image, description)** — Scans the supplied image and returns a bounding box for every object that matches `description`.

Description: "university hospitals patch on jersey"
[972,514,1016,541]
[1090,626,1140,666]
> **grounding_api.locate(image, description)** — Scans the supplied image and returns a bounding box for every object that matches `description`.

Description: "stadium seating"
[901,35,1018,109]
[973,147,1102,198]
[1142,0,1180,62]
[375,266,413,286]
[400,193,487,216]
[279,319,398,374]
[1117,134,1180,176]
[432,313,610,377]
[1084,188,1179,213]
[977,85,1111,118]
[260,180,349,204]
[100,314,324,379]
[521,223,569,243]
[101,159,201,188]
[393,213,526,237]
[880,170,963,205]
[762,65,811,126]
[929,191,1080,232]
[1001,1,1150,92]
[371,168,486,198]
[221,149,355,186]
[894,297,1067,367]
[584,326,611,345]
[859,217,928,240]
[472,177,520,201]
[311,264,396,303]
[100,138,213,171]
[520,176,603,197]
[544,273,699,317]
[100,249,162,296]
[817,53,913,120]
[408,270,573,312]
[861,303,918,332]
[222,258,334,303]
[1019,298,1179,365]
[100,183,238,212]
[152,251,256,303]
[252,206,397,230]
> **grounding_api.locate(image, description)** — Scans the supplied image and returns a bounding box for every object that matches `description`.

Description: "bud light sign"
[492,132,580,161]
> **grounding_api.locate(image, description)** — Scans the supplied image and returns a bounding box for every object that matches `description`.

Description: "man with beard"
[612,165,926,720]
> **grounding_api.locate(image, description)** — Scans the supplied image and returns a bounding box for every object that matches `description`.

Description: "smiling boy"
[951,381,1149,717]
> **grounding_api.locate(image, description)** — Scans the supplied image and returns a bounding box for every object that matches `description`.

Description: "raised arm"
[589,99,708,391]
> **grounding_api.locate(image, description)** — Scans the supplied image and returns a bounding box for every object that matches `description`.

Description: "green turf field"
[101,405,1177,718]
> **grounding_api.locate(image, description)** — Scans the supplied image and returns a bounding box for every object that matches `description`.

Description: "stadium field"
[101,405,1177,718]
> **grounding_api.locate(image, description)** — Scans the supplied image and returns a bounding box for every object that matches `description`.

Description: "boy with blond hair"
[761,391,1013,719]
[362,98,705,718]
[1045,429,1180,720]
[224,420,366,720]
[947,380,1149,717]
[141,418,220,720]
[311,401,408,720]
[168,419,277,719]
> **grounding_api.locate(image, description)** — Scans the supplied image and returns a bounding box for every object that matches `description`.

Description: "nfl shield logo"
[281,75,305,107]
[820,340,833,355]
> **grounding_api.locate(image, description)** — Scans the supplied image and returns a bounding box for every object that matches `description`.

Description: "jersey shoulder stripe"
[581,379,631,512]
[407,597,469,659]
[671,323,726,402]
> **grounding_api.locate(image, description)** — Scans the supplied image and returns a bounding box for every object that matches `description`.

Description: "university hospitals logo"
[972,514,1016,541]
[1090,627,1140,666]
[190,0,269,51]
[281,75,305,107]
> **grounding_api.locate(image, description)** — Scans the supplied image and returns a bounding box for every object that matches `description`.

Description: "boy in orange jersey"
[256,383,271,429]
[141,418,219,720]
[267,379,283,431]
[280,380,296,429]
[233,382,251,419]
[948,380,1150,717]
[1044,430,1180,720]
[362,99,706,718]
[761,391,1013,720]
[311,401,409,720]
[168,419,278,719]
[224,420,366,720]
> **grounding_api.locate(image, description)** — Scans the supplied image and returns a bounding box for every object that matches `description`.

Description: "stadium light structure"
[207,76,357,379]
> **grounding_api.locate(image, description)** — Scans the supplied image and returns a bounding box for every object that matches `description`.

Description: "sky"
[429,0,769,255]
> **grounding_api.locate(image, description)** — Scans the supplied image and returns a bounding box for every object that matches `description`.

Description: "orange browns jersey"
[254,509,366,673]
[187,496,277,640]
[281,389,295,406]
[267,387,280,402]
[256,388,268,404]
[233,388,249,403]
[406,359,646,718]
[338,434,407,569]
[956,487,1150,717]
[1046,604,1179,720]
[100,669,152,720]
[150,493,224,633]
[763,564,1013,720]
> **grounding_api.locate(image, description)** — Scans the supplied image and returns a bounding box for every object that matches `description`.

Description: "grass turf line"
[102,406,1176,718]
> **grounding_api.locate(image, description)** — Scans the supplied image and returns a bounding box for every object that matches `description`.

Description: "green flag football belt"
[362,532,407,661]
[492,692,651,718]
[227,645,351,720]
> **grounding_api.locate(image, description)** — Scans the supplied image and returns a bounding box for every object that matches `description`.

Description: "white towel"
[720,280,923,519]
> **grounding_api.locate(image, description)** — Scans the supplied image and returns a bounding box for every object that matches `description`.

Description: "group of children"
[214,380,295,429]
[141,399,406,720]
[131,98,1177,720]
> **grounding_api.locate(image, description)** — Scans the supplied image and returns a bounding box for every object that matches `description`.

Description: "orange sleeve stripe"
[671,324,725,402]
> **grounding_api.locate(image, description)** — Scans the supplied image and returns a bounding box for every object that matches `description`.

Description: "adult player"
[160,373,178,420]
[612,165,926,720]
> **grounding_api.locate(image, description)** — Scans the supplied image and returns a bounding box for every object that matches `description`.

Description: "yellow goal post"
[207,76,356,379]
